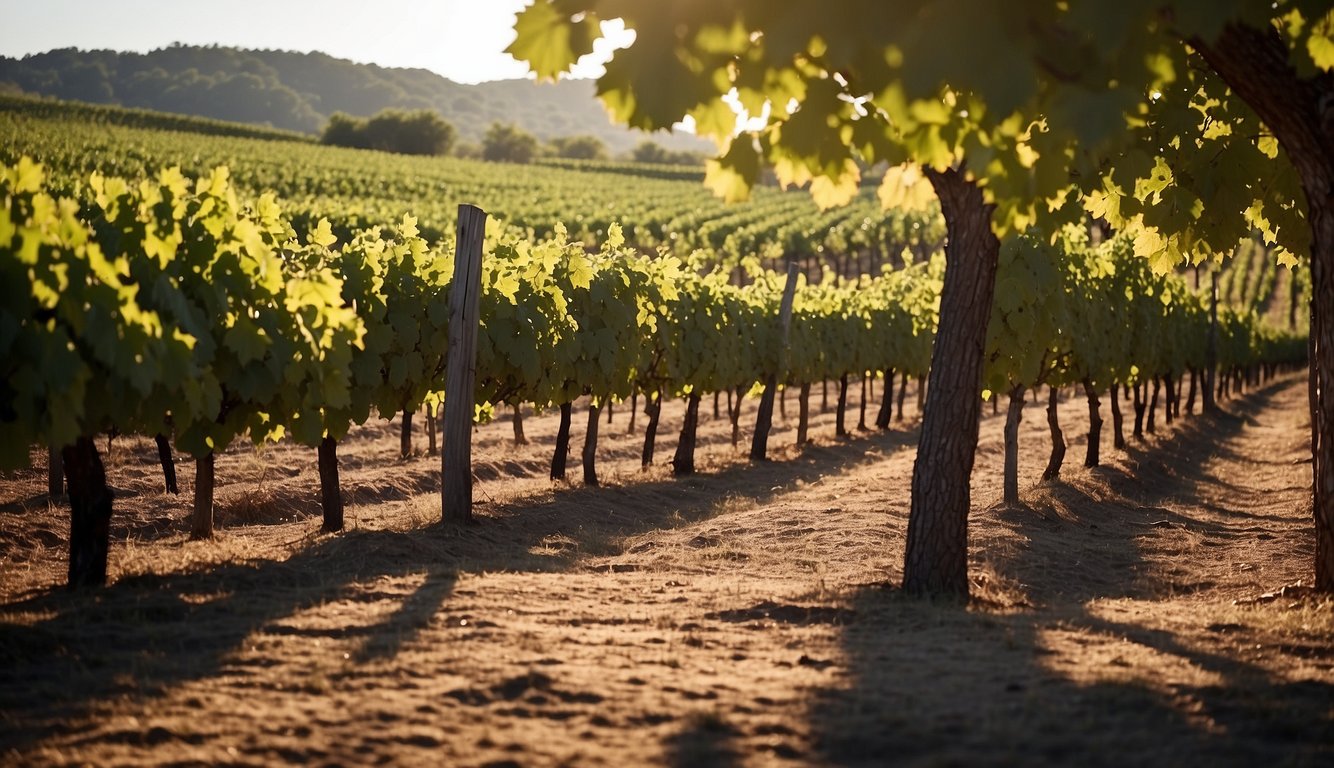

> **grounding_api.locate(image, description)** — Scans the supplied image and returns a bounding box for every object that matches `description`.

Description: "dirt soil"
[1,375,1331,767]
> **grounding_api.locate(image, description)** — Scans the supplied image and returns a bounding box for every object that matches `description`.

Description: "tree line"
[319,107,703,166]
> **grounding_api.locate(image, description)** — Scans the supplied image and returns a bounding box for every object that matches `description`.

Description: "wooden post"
[750,263,799,461]
[441,204,487,525]
[318,436,343,532]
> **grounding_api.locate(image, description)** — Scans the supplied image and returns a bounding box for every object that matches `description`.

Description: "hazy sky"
[0,0,629,83]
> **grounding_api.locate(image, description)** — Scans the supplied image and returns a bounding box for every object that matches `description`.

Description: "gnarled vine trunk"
[583,400,601,487]
[1003,386,1025,506]
[154,433,178,494]
[1110,384,1126,450]
[1083,379,1102,468]
[729,386,743,449]
[875,368,894,429]
[512,403,528,446]
[1147,377,1160,434]
[898,371,910,421]
[797,382,812,445]
[191,451,215,540]
[642,392,661,468]
[858,372,869,430]
[399,408,413,459]
[1042,384,1066,481]
[835,374,850,438]
[63,437,112,588]
[425,405,438,456]
[673,392,702,475]
[551,402,572,481]
[1132,383,1146,439]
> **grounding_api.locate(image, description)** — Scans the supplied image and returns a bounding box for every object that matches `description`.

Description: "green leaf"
[567,252,594,290]
[1306,9,1334,69]
[704,138,761,203]
[506,2,600,81]
[310,218,337,248]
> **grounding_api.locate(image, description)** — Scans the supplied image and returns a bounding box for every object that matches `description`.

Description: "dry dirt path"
[1,374,1330,766]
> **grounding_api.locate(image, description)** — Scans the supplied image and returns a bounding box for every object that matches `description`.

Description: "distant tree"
[630,140,671,164]
[321,112,368,149]
[630,139,704,166]
[482,121,539,163]
[364,109,456,155]
[549,134,607,160]
[55,61,113,103]
[320,108,456,156]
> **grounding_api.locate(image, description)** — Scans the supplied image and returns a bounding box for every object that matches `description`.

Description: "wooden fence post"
[750,263,799,461]
[441,204,488,524]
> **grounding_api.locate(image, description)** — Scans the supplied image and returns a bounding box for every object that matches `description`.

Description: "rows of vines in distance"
[3,152,953,583]
[0,104,943,278]
[1209,238,1310,331]
[3,97,1305,319]
[0,94,316,144]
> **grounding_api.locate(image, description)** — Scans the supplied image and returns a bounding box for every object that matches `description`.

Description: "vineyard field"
[1,373,1329,765]
[2,73,1330,768]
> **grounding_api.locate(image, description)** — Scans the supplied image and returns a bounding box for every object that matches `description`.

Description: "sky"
[0,0,631,83]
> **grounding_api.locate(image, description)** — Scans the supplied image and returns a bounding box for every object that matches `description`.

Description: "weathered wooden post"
[749,263,799,461]
[441,204,487,524]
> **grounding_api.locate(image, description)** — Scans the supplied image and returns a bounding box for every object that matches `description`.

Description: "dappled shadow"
[809,377,1330,766]
[664,713,742,768]
[0,419,919,755]
[978,377,1300,606]
[807,587,1332,767]
[0,528,460,752]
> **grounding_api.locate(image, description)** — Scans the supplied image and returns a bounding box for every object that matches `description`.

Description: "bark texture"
[903,168,1000,599]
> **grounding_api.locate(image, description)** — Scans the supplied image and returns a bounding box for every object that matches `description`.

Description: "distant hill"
[0,44,710,156]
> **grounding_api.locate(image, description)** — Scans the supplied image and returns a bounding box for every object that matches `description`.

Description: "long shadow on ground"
[808,377,1333,766]
[0,424,919,755]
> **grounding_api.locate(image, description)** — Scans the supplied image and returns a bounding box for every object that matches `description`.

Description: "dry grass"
[1,377,1331,766]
